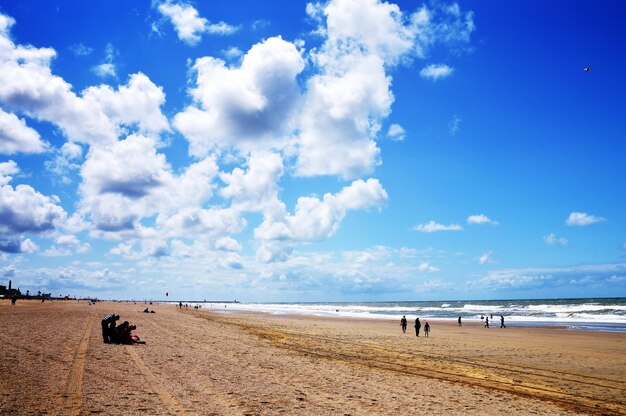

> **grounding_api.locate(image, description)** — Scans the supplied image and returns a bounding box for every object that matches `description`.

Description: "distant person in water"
[485,317,490,328]
[424,322,430,337]
[458,316,462,326]
[500,315,506,328]
[414,317,421,337]
[400,316,408,333]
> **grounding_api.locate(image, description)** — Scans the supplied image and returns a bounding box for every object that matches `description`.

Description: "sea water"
[187,298,626,332]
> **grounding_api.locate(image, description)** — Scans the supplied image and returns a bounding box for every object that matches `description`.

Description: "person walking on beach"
[414,317,421,337]
[484,316,490,328]
[424,322,430,337]
[400,316,408,333]
[500,315,506,328]
[458,316,462,327]
[101,313,120,343]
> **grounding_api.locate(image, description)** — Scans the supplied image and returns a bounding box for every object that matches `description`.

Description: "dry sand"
[0,300,624,415]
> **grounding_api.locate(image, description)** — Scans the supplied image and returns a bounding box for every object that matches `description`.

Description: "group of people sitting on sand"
[101,313,145,344]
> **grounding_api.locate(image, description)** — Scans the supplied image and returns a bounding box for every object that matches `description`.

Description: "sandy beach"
[0,300,624,415]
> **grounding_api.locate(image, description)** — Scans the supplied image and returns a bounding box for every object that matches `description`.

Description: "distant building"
[0,280,21,298]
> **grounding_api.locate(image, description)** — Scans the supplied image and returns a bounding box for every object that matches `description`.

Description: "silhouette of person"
[500,315,506,328]
[458,316,462,326]
[101,313,120,343]
[485,317,490,328]
[400,316,408,333]
[424,322,430,337]
[414,317,421,337]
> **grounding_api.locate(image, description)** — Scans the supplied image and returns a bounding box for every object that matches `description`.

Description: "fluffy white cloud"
[296,1,472,179]
[478,251,493,264]
[0,162,67,244]
[174,36,304,156]
[420,63,453,80]
[43,234,90,257]
[220,152,284,212]
[158,1,209,44]
[467,214,498,225]
[414,220,463,232]
[255,178,387,262]
[295,53,388,178]
[79,134,218,233]
[0,160,18,185]
[0,108,47,154]
[0,18,169,145]
[544,233,568,247]
[157,1,238,45]
[157,206,245,239]
[566,211,606,227]
[82,73,170,135]
[45,142,84,184]
[418,261,439,272]
[0,18,116,144]
[207,22,239,35]
[387,123,405,141]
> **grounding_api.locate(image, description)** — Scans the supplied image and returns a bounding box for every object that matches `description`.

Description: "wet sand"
[0,300,624,415]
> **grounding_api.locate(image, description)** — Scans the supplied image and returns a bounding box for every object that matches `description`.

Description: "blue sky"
[0,0,624,301]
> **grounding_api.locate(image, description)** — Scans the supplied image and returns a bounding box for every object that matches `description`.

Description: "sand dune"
[0,300,624,415]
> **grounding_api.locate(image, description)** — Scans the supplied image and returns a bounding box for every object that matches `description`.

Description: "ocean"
[189,298,626,332]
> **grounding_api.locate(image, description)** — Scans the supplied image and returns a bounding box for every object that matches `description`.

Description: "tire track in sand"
[61,315,95,415]
[125,346,189,415]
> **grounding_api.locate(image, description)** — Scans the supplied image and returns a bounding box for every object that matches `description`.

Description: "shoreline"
[194,305,626,333]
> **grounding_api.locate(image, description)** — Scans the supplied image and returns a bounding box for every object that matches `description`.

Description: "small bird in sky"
[584,66,591,72]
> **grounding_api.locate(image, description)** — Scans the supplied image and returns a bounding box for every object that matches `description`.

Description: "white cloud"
[0,160,19,185]
[467,214,498,225]
[158,1,208,45]
[215,236,242,252]
[69,43,93,57]
[43,234,90,257]
[418,261,439,272]
[478,251,493,264]
[0,21,117,144]
[448,114,461,136]
[0,108,47,154]
[420,63,453,80]
[414,220,463,232]
[82,73,170,135]
[207,22,239,35]
[78,134,218,234]
[543,233,568,247]
[0,21,169,146]
[566,211,606,226]
[473,263,626,291]
[174,36,304,157]
[255,178,388,262]
[0,162,67,245]
[387,123,405,141]
[157,1,238,45]
[223,46,243,60]
[92,63,116,78]
[219,152,284,212]
[45,142,84,184]
[20,238,38,253]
